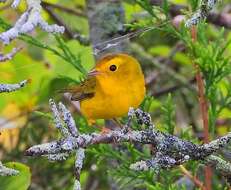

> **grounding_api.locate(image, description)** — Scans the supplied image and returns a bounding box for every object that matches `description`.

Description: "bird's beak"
[88,69,101,76]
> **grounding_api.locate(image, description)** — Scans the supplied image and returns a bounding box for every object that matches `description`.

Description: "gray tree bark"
[86,0,128,59]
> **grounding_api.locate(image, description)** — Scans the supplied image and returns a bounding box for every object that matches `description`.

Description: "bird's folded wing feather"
[64,76,96,101]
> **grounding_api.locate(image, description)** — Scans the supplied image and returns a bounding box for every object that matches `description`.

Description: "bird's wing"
[63,76,96,101]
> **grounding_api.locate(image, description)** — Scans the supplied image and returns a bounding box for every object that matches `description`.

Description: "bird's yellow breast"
[80,71,145,120]
[80,80,145,119]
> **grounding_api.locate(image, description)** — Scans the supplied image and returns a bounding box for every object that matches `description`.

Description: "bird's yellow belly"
[80,90,144,120]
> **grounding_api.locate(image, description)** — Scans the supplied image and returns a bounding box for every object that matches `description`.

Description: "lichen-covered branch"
[0,47,22,62]
[0,79,28,176]
[0,75,27,176]
[0,0,64,44]
[0,161,19,176]
[73,148,85,190]
[179,165,206,190]
[0,80,28,93]
[205,155,231,183]
[185,0,219,27]
[26,99,231,189]
[150,0,231,29]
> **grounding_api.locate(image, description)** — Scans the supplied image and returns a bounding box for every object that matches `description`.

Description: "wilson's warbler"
[66,53,146,120]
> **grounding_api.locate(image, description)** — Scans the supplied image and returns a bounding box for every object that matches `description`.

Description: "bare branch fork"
[26,99,231,189]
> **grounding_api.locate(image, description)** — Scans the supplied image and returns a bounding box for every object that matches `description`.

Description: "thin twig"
[0,0,64,44]
[0,47,22,62]
[0,161,19,176]
[0,80,28,93]
[151,0,231,29]
[41,1,86,17]
[191,26,212,190]
[42,5,89,45]
[179,165,206,190]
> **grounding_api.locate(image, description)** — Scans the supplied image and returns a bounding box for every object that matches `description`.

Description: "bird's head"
[88,53,144,83]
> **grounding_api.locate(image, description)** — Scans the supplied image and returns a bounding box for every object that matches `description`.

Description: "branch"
[205,155,231,184]
[179,165,206,190]
[0,47,22,62]
[0,80,28,93]
[185,0,219,27]
[0,0,64,44]
[0,0,30,177]
[73,148,85,190]
[41,4,89,45]
[26,99,231,189]
[151,0,231,29]
[191,25,211,190]
[0,161,19,176]
[41,1,86,18]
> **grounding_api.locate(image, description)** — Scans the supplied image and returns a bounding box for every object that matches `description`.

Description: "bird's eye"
[109,64,117,71]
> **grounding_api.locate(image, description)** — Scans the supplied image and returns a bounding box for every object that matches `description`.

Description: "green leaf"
[0,162,31,190]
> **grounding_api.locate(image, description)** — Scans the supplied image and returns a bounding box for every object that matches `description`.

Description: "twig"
[151,0,231,29]
[179,165,206,190]
[0,47,22,62]
[73,148,85,190]
[42,5,75,39]
[0,78,22,176]
[194,64,210,142]
[0,0,29,177]
[205,155,231,184]
[0,161,19,176]
[0,80,28,93]
[41,1,86,17]
[0,0,64,44]
[185,0,219,27]
[191,26,211,190]
[42,5,89,45]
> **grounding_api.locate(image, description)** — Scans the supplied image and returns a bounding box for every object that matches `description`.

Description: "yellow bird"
[67,53,146,120]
